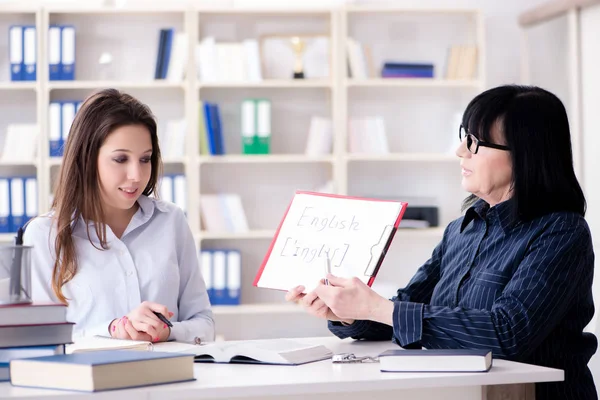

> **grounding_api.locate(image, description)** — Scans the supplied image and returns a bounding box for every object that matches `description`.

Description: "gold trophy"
[290,36,306,79]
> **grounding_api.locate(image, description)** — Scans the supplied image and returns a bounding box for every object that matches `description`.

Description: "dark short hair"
[461,85,585,220]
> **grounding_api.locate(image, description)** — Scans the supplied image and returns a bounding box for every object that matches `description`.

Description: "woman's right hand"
[285,283,346,322]
[110,301,173,342]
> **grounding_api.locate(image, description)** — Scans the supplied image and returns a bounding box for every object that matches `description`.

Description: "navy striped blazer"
[329,199,597,400]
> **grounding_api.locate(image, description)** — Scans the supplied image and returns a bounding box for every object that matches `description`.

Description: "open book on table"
[68,337,333,366]
[174,338,334,365]
[253,191,408,292]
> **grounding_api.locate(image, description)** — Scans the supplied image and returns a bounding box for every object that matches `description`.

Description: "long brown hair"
[51,88,162,304]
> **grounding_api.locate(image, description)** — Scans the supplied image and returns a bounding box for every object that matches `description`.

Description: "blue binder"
[23,26,36,81]
[9,26,23,81]
[60,25,75,80]
[48,25,61,81]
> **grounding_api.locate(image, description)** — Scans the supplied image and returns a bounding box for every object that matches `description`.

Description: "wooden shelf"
[0,160,38,167]
[198,80,332,89]
[346,153,458,162]
[48,80,185,90]
[46,5,187,14]
[0,234,15,243]
[198,155,334,164]
[195,7,333,16]
[212,303,302,315]
[0,82,37,91]
[345,6,480,15]
[346,78,482,88]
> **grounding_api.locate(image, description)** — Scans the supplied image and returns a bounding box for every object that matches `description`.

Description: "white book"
[242,39,262,82]
[346,38,367,79]
[200,195,229,232]
[371,117,389,154]
[166,32,189,83]
[223,194,249,233]
[197,36,217,82]
[305,116,333,155]
[347,118,367,153]
[162,119,186,159]
[2,124,38,162]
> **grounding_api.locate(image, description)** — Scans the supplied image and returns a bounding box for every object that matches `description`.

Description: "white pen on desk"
[324,256,331,285]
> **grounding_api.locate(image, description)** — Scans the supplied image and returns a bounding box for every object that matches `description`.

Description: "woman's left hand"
[313,274,394,325]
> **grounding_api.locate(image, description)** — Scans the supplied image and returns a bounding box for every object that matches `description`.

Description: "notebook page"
[66,336,152,354]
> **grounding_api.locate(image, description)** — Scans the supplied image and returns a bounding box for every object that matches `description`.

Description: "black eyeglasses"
[459,125,510,154]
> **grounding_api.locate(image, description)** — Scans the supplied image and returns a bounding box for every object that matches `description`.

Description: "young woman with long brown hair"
[24,88,214,344]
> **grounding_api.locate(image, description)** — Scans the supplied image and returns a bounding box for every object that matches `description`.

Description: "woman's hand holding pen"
[313,275,394,326]
[109,301,174,342]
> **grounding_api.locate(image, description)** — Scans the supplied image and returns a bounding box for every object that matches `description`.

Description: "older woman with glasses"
[286,85,597,400]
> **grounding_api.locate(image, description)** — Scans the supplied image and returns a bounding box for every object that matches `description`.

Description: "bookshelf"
[0,3,484,340]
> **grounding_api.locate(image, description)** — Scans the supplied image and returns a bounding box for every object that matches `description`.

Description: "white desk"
[0,337,563,400]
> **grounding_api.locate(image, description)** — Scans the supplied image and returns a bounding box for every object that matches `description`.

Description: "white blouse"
[24,195,215,343]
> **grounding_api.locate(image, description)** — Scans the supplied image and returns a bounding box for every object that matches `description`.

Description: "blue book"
[383,62,434,69]
[154,29,166,79]
[0,363,7,382]
[160,28,174,79]
[203,102,217,155]
[10,350,195,392]
[379,349,492,372]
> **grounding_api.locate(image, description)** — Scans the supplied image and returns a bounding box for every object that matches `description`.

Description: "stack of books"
[0,303,73,381]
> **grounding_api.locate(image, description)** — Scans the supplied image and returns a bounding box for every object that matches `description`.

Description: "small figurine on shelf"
[290,36,306,79]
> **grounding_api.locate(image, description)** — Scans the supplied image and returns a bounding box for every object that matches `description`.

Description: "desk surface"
[0,337,564,400]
